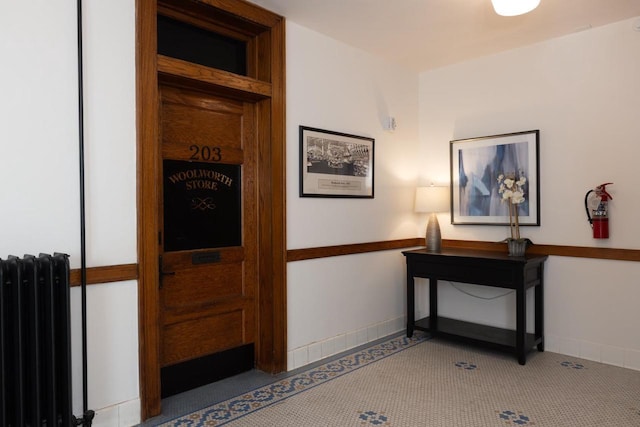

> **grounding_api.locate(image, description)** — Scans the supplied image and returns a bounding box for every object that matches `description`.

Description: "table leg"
[535,266,545,352]
[429,277,438,333]
[516,286,526,365]
[407,273,415,338]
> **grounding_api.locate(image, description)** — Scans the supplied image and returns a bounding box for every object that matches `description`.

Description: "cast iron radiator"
[0,253,73,427]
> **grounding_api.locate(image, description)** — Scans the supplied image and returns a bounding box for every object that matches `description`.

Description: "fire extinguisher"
[584,182,613,239]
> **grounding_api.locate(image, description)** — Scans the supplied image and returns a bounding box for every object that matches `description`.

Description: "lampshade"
[414,186,449,214]
[491,0,540,16]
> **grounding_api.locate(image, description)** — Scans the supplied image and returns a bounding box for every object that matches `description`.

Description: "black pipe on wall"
[75,0,94,425]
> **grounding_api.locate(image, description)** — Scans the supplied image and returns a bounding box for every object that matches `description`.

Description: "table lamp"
[415,185,449,252]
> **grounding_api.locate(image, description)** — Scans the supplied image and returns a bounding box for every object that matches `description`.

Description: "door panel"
[158,84,257,394]
[162,308,248,366]
[162,102,244,148]
[161,258,244,309]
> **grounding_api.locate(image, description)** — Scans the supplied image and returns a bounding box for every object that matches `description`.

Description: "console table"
[403,248,548,365]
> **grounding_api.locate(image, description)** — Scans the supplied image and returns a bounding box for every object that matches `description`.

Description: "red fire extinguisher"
[584,182,613,239]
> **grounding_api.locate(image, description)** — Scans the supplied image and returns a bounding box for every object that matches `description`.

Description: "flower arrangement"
[497,172,527,240]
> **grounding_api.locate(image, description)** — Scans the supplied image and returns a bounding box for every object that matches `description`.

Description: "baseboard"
[287,316,405,371]
[90,398,141,427]
[545,334,640,371]
[287,322,640,373]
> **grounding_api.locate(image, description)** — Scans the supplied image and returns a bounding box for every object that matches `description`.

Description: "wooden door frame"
[135,0,286,419]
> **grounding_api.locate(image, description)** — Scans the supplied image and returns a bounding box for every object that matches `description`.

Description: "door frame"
[135,0,286,419]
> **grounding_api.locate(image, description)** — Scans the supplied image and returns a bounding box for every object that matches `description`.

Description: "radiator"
[0,253,73,427]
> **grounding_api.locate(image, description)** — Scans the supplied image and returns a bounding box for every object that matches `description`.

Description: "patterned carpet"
[157,333,640,426]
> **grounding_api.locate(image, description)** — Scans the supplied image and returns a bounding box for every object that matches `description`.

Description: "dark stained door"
[158,84,258,397]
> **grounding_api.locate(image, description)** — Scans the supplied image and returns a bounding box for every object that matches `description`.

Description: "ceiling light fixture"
[491,0,540,17]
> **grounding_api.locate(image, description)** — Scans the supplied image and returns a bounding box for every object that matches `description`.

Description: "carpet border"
[160,333,429,426]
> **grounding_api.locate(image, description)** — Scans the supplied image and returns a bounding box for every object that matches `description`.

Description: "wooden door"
[158,84,257,397]
[137,0,286,417]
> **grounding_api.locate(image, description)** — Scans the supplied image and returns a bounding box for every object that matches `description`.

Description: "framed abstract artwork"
[450,130,540,226]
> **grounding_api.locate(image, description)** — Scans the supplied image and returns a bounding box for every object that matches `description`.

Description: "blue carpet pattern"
[158,334,427,426]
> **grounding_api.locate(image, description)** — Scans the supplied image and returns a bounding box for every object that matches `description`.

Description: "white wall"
[285,22,421,369]
[418,17,640,369]
[3,2,639,425]
[0,1,80,256]
[0,1,139,425]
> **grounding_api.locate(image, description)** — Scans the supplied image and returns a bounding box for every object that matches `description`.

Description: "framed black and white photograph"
[450,130,540,225]
[299,126,374,198]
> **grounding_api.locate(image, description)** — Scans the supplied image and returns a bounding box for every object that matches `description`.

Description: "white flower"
[497,173,526,202]
[497,171,527,240]
[511,191,525,204]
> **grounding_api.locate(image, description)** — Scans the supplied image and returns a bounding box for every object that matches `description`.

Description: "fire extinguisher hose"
[584,189,593,226]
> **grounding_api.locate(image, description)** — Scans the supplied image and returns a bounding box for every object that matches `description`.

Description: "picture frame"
[299,126,374,198]
[450,130,540,226]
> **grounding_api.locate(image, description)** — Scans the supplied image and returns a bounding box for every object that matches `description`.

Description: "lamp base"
[425,213,442,252]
